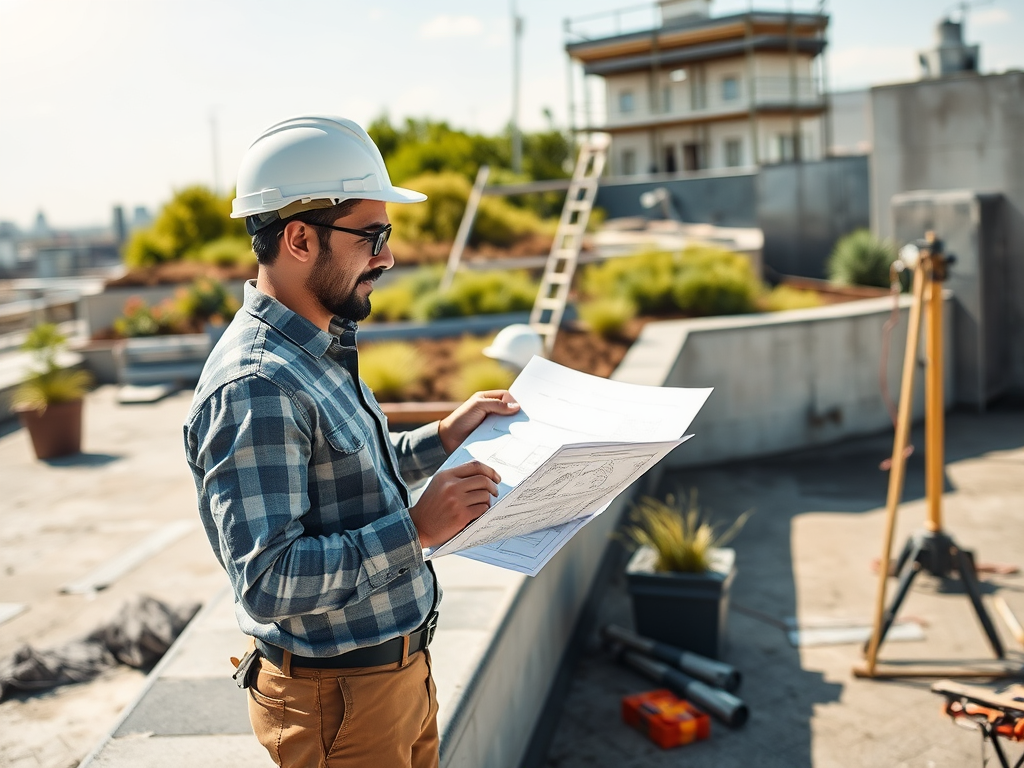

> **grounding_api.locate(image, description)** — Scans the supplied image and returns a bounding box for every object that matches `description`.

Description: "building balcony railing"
[582,77,824,129]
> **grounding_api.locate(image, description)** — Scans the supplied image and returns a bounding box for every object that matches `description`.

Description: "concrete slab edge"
[77,584,231,768]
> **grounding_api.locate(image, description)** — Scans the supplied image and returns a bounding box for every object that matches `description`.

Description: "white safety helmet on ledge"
[231,115,426,234]
[483,324,543,372]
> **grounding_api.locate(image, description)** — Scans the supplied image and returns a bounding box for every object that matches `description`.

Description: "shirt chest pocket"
[322,417,367,457]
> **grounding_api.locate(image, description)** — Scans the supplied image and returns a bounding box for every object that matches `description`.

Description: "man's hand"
[438,390,520,455]
[410,461,501,549]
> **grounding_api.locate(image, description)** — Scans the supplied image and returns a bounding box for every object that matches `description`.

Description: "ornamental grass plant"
[623,492,751,574]
[827,229,897,288]
[13,324,93,413]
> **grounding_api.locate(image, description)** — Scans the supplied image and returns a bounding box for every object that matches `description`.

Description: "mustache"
[360,267,385,283]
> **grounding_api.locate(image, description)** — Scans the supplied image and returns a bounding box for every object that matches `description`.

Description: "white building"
[565,0,830,176]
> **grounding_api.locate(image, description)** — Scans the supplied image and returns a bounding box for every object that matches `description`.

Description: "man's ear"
[279,220,317,264]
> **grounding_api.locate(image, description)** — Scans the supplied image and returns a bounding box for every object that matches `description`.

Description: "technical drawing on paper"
[428,440,681,559]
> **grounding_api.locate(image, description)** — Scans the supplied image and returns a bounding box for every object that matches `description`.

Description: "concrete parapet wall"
[615,295,954,468]
[79,282,246,336]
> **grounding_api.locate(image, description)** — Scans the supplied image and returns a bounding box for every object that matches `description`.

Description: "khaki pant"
[246,647,439,768]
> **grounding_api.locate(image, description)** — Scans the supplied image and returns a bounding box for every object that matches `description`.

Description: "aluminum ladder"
[529,135,608,355]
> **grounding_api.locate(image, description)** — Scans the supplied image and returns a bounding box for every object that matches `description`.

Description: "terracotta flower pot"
[625,545,736,660]
[17,399,84,460]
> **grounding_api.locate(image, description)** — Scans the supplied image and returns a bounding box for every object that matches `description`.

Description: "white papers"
[425,357,713,575]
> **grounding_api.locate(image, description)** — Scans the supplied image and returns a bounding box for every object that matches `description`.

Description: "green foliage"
[578,297,637,339]
[358,341,424,401]
[123,186,245,267]
[623,493,752,574]
[112,278,237,337]
[368,114,573,224]
[827,229,897,288]
[418,270,537,321]
[370,267,537,322]
[388,171,546,247]
[760,285,823,312]
[197,236,256,267]
[672,262,759,316]
[13,324,92,411]
[173,277,240,325]
[454,334,494,365]
[580,247,760,317]
[113,296,182,337]
[450,360,515,401]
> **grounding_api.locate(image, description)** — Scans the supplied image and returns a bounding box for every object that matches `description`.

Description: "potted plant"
[13,324,93,460]
[622,493,751,660]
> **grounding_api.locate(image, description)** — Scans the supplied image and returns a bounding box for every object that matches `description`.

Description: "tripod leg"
[868,541,924,654]
[892,536,915,578]
[955,548,1005,659]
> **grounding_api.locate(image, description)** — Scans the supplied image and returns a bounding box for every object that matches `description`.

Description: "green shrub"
[450,360,516,401]
[388,171,547,247]
[358,342,424,401]
[113,296,184,337]
[578,297,637,339]
[827,229,897,288]
[368,282,417,322]
[174,277,240,325]
[672,263,759,316]
[123,186,244,268]
[455,334,494,365]
[761,285,823,312]
[580,246,761,317]
[197,236,255,267]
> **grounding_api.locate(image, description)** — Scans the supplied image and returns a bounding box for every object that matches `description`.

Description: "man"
[183,115,518,768]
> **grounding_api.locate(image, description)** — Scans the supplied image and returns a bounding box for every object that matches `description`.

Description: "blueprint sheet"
[424,358,713,575]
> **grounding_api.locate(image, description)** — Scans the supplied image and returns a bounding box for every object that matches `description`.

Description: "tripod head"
[895,231,956,282]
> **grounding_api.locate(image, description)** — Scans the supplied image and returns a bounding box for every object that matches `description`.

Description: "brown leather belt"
[255,611,438,670]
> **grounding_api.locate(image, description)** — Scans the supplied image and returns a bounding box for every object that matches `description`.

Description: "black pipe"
[602,624,741,692]
[620,651,749,728]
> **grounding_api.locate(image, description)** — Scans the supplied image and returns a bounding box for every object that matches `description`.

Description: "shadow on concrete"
[544,408,1023,768]
[43,452,122,468]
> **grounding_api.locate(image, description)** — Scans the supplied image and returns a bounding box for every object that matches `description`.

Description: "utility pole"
[511,0,524,174]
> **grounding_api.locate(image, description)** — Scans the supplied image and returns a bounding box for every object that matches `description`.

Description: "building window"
[725,139,742,167]
[664,144,678,173]
[689,66,707,110]
[662,85,672,113]
[621,149,637,175]
[682,142,707,171]
[722,76,740,102]
[618,90,635,114]
[778,133,801,162]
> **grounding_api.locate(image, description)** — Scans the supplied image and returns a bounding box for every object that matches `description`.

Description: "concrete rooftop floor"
[544,405,1024,768]
[0,386,1021,768]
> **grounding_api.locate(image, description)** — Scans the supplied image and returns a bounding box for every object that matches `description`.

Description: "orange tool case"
[622,689,711,749]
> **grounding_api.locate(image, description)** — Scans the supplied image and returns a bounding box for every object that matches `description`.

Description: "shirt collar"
[243,280,356,359]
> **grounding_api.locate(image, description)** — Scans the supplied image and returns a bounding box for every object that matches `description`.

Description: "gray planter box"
[625,545,736,660]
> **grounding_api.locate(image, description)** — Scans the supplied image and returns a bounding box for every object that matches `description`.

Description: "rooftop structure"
[918,17,980,79]
[565,0,830,176]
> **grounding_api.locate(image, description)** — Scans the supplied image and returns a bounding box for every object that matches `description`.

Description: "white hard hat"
[232,115,426,232]
[482,324,543,371]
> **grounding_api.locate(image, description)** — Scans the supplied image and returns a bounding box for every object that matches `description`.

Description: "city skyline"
[0,0,1020,231]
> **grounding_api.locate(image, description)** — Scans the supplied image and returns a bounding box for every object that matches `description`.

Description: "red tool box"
[622,689,711,749]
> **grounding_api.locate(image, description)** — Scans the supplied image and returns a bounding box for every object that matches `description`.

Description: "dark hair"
[250,199,361,265]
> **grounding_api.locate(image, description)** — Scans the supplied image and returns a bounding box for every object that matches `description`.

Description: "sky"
[0,0,1020,231]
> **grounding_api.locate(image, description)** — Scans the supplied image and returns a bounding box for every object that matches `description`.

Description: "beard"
[306,242,383,322]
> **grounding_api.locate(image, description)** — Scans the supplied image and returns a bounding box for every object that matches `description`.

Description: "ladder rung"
[532,323,559,335]
[534,297,562,310]
[542,273,572,285]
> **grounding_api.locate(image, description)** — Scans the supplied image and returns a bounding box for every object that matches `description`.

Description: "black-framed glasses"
[316,222,392,256]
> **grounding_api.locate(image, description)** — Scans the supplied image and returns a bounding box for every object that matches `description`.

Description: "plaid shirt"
[184,281,448,657]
